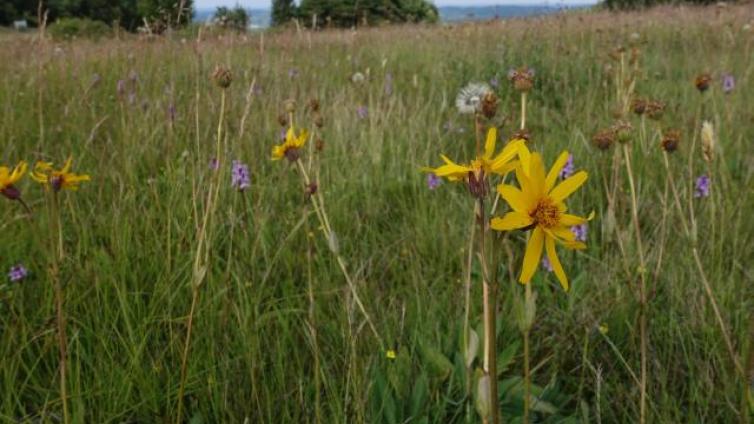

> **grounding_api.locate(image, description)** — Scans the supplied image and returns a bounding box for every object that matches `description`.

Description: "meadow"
[1,4,753,422]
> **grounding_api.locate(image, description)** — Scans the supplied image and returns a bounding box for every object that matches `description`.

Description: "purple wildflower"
[426,173,442,190]
[541,257,553,272]
[559,154,574,179]
[571,224,588,242]
[694,174,710,198]
[209,158,219,171]
[357,105,369,120]
[722,74,735,94]
[8,264,27,282]
[231,160,251,191]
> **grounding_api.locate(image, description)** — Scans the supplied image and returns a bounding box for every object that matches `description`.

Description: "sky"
[195,0,595,9]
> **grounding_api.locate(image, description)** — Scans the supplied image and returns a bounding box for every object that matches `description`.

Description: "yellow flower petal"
[545,151,570,192]
[549,171,588,202]
[497,184,529,213]
[546,226,576,242]
[520,227,544,284]
[545,235,569,291]
[483,127,497,160]
[61,157,73,174]
[529,153,546,198]
[560,214,588,226]
[490,211,533,231]
[489,139,523,172]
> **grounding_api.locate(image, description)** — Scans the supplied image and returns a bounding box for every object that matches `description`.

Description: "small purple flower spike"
[559,154,574,180]
[571,224,588,242]
[231,160,251,192]
[209,158,219,171]
[426,173,442,190]
[722,74,735,94]
[357,105,369,120]
[694,174,710,198]
[8,264,28,282]
[541,257,553,272]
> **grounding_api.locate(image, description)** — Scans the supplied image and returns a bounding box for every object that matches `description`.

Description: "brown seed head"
[611,120,633,144]
[508,67,535,92]
[277,113,288,127]
[694,73,712,93]
[645,100,665,120]
[661,129,681,153]
[592,129,616,151]
[308,98,320,113]
[632,98,647,115]
[212,66,232,88]
[509,128,531,142]
[480,91,499,119]
[284,99,296,114]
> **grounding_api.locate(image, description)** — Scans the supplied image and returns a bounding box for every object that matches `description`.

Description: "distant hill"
[194,4,594,29]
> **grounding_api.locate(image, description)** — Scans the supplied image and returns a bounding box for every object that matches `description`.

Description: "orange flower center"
[531,197,560,228]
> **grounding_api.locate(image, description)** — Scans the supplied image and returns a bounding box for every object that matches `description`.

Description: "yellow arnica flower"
[0,161,27,199]
[491,151,591,290]
[31,157,90,191]
[272,127,309,161]
[426,128,530,182]
[386,349,397,360]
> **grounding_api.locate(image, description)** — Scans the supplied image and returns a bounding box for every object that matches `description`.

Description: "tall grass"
[1,5,753,422]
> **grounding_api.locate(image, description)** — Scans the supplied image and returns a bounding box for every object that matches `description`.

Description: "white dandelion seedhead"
[455,82,491,115]
[351,72,366,84]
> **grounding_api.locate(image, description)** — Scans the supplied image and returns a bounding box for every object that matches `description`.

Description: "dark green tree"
[214,5,249,31]
[271,0,296,26]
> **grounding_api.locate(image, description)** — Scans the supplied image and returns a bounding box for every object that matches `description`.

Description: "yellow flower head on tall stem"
[491,151,591,290]
[426,128,531,186]
[272,127,309,161]
[31,157,90,192]
[0,161,28,200]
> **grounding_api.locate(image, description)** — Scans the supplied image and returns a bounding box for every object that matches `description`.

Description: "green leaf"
[410,373,429,417]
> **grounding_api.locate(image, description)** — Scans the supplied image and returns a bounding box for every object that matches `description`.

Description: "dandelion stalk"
[478,196,499,424]
[520,92,527,130]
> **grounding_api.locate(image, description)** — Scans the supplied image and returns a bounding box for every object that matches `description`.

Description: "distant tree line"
[0,0,193,30]
[604,0,717,9]
[272,0,439,28]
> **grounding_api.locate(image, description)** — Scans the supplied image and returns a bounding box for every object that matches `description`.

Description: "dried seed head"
[661,129,681,153]
[480,91,499,119]
[284,99,296,114]
[284,147,300,162]
[212,66,232,88]
[509,128,531,142]
[645,100,665,120]
[611,120,633,144]
[314,114,324,128]
[608,46,626,61]
[315,138,324,152]
[632,98,647,115]
[277,113,288,127]
[1,185,21,201]
[508,67,535,92]
[592,129,616,151]
[467,170,488,199]
[694,73,712,93]
[701,121,715,163]
[308,98,320,113]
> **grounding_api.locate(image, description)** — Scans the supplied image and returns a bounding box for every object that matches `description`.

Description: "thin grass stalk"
[523,282,532,424]
[622,143,648,424]
[176,88,227,422]
[48,191,69,424]
[295,159,384,348]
